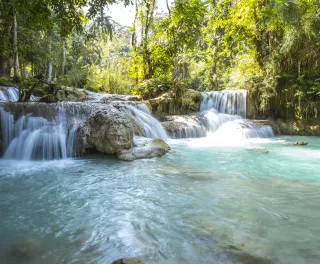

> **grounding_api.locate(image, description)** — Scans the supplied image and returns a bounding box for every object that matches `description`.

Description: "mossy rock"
[181,89,202,110]
[149,89,201,116]
[32,87,46,97]
[39,94,58,103]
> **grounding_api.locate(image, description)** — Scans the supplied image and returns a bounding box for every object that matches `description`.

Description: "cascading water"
[200,90,247,117]
[0,105,78,160]
[0,87,19,102]
[121,103,168,141]
[0,86,37,102]
[198,90,274,142]
[0,100,167,160]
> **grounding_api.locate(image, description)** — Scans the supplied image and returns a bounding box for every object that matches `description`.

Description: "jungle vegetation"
[0,0,319,119]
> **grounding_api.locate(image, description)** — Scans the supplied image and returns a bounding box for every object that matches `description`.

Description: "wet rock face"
[111,258,144,264]
[162,115,206,139]
[78,105,134,155]
[117,136,170,161]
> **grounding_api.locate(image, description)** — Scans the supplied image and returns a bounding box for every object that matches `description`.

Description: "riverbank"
[253,119,320,137]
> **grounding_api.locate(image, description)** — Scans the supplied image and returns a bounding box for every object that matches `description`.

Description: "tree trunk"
[20,60,26,79]
[47,61,53,83]
[13,13,19,81]
[0,55,10,77]
[61,39,66,76]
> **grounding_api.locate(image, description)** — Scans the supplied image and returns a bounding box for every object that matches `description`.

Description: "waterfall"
[162,115,206,139]
[0,87,19,102]
[0,105,77,160]
[0,86,38,102]
[195,90,274,141]
[170,124,206,139]
[121,103,168,141]
[201,109,239,133]
[0,101,167,160]
[200,90,247,117]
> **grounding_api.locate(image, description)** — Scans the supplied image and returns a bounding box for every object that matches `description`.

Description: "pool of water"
[0,136,320,264]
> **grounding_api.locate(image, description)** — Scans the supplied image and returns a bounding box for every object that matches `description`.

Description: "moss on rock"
[149,89,201,116]
[266,118,320,136]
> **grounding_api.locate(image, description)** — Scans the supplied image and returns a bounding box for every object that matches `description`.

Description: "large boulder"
[117,136,170,161]
[78,105,134,155]
[56,88,87,101]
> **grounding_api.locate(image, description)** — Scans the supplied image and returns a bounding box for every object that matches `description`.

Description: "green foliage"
[0,77,15,87]
[0,0,319,120]
[85,64,131,94]
[132,77,173,99]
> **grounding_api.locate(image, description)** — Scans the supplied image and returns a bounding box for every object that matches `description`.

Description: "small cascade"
[0,87,19,102]
[195,90,275,141]
[213,119,274,140]
[0,86,38,102]
[0,105,77,160]
[121,104,168,141]
[200,90,247,117]
[162,115,206,139]
[170,124,206,139]
[0,100,168,160]
[199,109,274,141]
[201,109,240,133]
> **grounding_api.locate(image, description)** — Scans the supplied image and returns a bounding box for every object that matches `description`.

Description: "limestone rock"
[78,106,134,155]
[294,141,308,146]
[149,89,201,115]
[117,136,170,161]
[57,89,87,101]
[39,94,57,103]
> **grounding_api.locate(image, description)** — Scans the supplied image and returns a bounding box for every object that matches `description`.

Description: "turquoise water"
[0,136,320,264]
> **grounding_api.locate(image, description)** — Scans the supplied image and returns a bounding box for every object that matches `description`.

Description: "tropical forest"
[0,0,319,263]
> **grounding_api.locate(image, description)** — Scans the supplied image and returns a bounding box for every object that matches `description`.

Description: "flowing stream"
[0,88,319,264]
[0,136,319,264]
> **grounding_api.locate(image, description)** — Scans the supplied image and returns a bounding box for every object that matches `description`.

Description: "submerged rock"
[10,238,43,260]
[223,244,272,264]
[246,147,269,154]
[117,136,171,161]
[294,141,308,146]
[111,258,144,264]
